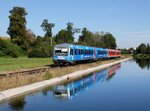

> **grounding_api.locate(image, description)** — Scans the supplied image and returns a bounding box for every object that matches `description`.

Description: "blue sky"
[0,0,150,48]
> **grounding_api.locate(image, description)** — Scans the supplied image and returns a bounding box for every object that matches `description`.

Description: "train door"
[93,48,96,59]
[74,47,80,61]
[70,47,74,62]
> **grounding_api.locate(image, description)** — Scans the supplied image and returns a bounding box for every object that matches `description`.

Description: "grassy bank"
[0,57,53,72]
[133,54,150,60]
[0,56,131,91]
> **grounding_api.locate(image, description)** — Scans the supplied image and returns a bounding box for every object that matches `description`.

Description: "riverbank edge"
[0,57,132,102]
[133,54,150,60]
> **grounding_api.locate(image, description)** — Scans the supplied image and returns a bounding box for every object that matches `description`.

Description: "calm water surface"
[0,60,150,111]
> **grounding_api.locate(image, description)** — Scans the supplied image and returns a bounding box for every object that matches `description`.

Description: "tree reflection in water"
[135,59,150,70]
[9,96,26,111]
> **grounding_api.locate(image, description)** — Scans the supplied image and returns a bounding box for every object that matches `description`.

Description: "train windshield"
[55,47,68,56]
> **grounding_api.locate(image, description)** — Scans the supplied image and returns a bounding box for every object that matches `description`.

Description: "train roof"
[54,43,71,48]
[108,49,121,52]
[55,43,96,49]
[54,43,120,51]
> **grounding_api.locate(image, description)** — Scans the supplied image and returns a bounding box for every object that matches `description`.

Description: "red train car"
[108,49,121,58]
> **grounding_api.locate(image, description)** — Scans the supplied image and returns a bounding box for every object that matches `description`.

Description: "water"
[0,60,150,111]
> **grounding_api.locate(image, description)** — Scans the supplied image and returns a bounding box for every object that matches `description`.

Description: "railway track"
[0,60,94,78]
[0,64,58,78]
[0,58,125,78]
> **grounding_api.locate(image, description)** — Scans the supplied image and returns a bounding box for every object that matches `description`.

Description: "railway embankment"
[0,57,132,102]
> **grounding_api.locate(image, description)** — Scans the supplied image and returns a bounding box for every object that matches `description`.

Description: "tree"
[102,33,117,49]
[78,28,88,43]
[54,22,75,44]
[78,29,117,49]
[41,19,55,46]
[36,35,43,47]
[78,28,94,46]
[54,29,68,44]
[136,43,147,54]
[25,29,36,48]
[7,6,27,49]
[66,22,74,43]
[146,44,150,54]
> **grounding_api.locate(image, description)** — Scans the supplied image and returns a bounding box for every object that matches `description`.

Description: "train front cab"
[53,44,98,65]
[53,44,74,65]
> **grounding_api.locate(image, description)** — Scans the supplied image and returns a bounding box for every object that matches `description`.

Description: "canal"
[0,59,150,111]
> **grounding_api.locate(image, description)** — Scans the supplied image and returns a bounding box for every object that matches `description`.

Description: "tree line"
[135,43,150,54]
[0,6,117,58]
[133,43,150,60]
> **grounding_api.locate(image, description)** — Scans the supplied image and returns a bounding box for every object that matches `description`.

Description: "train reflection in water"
[53,63,121,99]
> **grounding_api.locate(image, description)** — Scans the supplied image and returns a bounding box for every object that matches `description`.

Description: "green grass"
[0,57,53,72]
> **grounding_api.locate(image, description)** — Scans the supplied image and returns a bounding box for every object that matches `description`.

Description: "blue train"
[53,63,121,99]
[53,43,121,65]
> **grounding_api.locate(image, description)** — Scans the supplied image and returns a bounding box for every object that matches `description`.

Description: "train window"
[87,50,88,54]
[70,49,73,55]
[84,50,86,54]
[75,49,77,55]
[75,88,77,92]
[55,47,68,56]
[79,49,81,55]
[81,49,83,55]
[70,90,73,96]
[85,50,87,55]
[55,50,61,53]
[80,49,82,55]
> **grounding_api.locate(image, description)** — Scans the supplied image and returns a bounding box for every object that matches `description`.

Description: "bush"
[0,39,25,58]
[28,47,43,58]
[28,45,53,58]
[27,36,54,58]
[0,50,5,57]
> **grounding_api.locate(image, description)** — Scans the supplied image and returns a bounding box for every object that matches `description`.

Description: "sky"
[0,0,150,48]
